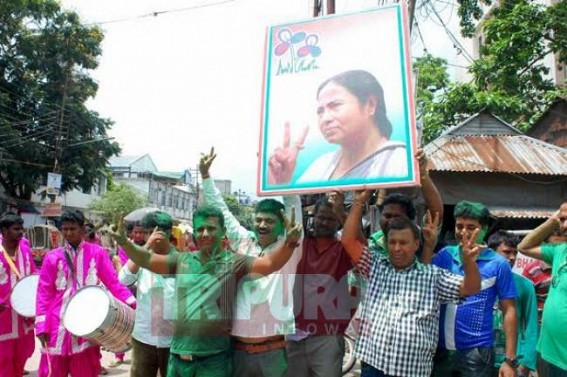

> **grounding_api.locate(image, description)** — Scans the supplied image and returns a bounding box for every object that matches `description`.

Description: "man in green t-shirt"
[518,201,567,376]
[111,205,302,377]
[488,230,538,377]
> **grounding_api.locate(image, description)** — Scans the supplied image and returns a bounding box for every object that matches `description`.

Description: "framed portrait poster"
[257,4,419,196]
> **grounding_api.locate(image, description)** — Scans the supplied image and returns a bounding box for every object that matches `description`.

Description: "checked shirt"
[355,246,463,377]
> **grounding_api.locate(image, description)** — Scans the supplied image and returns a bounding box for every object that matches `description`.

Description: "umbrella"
[123,207,160,222]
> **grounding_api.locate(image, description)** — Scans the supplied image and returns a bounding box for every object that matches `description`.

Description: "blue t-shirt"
[433,245,517,350]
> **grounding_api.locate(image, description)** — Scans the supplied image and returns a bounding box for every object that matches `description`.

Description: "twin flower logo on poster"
[274,28,321,76]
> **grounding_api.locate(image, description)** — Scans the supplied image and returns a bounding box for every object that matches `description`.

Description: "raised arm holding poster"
[257,4,419,196]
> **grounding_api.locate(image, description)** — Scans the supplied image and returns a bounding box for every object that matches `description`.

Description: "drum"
[62,285,135,353]
[10,274,40,318]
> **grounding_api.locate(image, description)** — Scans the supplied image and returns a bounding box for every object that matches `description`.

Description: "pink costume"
[0,240,36,377]
[117,246,129,266]
[35,241,136,377]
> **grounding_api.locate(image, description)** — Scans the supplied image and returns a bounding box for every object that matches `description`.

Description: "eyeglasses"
[551,260,567,288]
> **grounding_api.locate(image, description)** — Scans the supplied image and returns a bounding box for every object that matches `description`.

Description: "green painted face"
[193,216,225,253]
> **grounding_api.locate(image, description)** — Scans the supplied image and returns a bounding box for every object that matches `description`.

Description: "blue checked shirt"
[355,246,463,377]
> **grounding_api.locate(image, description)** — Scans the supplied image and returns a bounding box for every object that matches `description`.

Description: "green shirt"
[538,242,567,370]
[493,273,538,371]
[168,249,254,356]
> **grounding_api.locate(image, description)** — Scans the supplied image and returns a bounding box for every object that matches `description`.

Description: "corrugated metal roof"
[108,155,144,168]
[488,206,555,219]
[425,135,567,175]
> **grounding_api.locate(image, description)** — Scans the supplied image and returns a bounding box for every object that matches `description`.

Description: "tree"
[414,54,451,142]
[0,0,120,200]
[89,184,147,224]
[417,0,567,142]
[223,194,255,230]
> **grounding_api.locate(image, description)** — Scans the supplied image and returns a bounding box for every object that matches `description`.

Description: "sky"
[60,0,467,199]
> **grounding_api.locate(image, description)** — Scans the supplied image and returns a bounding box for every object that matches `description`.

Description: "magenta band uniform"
[0,239,36,377]
[117,246,129,266]
[35,241,136,377]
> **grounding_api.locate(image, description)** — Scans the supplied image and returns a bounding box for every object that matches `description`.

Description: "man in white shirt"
[119,211,177,377]
[200,148,303,377]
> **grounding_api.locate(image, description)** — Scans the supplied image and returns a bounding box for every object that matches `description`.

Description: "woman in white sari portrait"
[268,69,408,186]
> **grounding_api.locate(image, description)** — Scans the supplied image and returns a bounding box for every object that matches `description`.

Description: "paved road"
[25,338,360,376]
[25,338,131,376]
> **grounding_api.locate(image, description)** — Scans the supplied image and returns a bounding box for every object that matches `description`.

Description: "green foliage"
[89,183,146,224]
[417,0,567,141]
[223,194,255,230]
[0,0,120,200]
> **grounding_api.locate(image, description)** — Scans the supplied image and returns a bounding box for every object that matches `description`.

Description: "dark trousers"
[286,336,344,377]
[545,360,567,377]
[130,337,170,377]
[361,362,396,377]
[432,347,494,377]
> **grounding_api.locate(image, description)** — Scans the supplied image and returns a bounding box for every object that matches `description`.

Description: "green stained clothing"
[168,250,254,357]
[167,352,232,377]
[493,273,538,371]
[538,243,567,370]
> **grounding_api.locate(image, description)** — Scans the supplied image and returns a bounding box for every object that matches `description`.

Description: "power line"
[413,20,428,54]
[0,157,54,168]
[86,0,236,26]
[0,123,60,149]
[425,0,474,63]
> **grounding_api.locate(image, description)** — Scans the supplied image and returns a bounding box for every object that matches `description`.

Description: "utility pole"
[326,0,335,15]
[312,0,334,17]
[53,70,69,173]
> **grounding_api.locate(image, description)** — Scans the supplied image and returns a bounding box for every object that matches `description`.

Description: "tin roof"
[488,206,556,219]
[425,135,567,175]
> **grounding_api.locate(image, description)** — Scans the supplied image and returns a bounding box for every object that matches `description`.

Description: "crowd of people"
[0,147,565,377]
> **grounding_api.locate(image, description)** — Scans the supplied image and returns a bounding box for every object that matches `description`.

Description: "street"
[24,337,361,376]
[25,338,131,376]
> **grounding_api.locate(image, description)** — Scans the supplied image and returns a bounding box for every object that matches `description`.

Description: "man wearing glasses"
[518,201,567,377]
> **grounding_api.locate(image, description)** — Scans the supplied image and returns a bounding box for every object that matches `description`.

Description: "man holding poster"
[258,4,418,196]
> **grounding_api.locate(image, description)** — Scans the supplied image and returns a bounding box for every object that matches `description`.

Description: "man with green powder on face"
[431,201,518,377]
[110,204,302,377]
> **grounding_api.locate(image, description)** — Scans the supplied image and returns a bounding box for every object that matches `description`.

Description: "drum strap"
[1,245,21,280]
[63,248,76,287]
[63,242,82,288]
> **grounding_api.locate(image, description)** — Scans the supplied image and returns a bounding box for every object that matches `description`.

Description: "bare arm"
[327,191,347,226]
[341,190,371,264]
[517,212,560,260]
[460,259,481,296]
[250,243,298,276]
[499,299,518,377]
[421,210,440,264]
[417,149,444,222]
[459,228,481,296]
[111,224,172,275]
[125,259,140,275]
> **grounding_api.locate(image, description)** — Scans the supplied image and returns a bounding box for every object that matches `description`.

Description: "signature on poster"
[275,28,321,76]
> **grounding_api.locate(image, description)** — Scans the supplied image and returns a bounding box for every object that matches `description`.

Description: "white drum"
[10,274,40,318]
[63,285,135,353]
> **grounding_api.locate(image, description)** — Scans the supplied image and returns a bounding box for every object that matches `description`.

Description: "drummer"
[35,209,136,377]
[0,212,36,377]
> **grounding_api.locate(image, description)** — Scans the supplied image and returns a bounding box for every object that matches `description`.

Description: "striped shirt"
[355,246,463,377]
